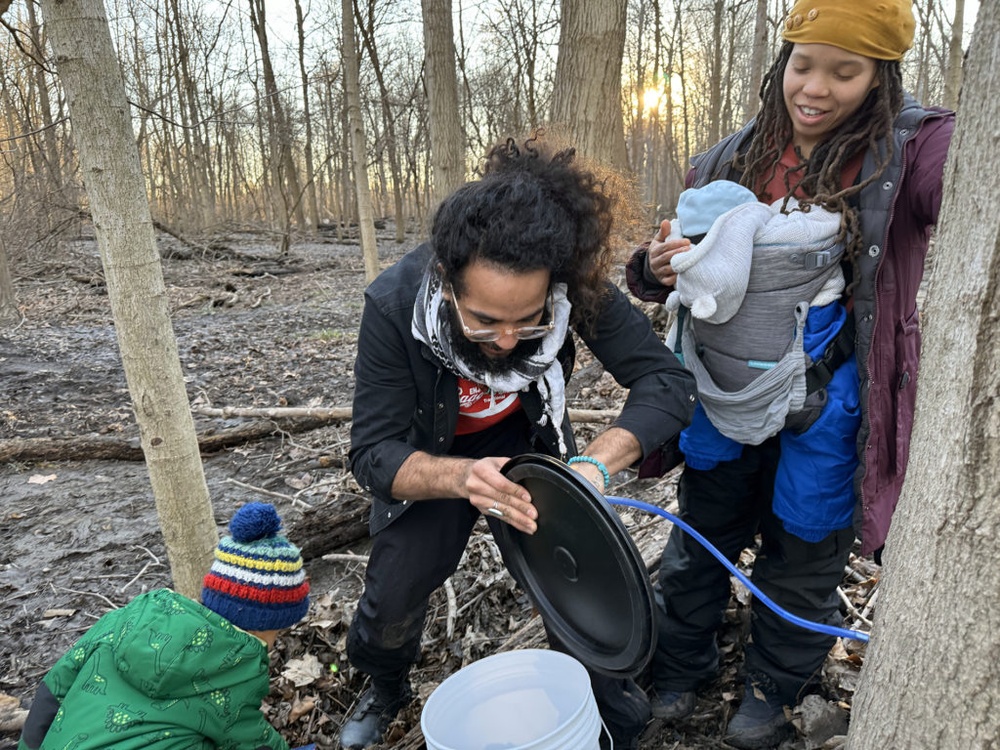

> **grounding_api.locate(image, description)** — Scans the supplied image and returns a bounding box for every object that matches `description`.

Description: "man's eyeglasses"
[448,284,555,343]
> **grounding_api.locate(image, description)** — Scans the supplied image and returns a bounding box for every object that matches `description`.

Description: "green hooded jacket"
[18,588,289,750]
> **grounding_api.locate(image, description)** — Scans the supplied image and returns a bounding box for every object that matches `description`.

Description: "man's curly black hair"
[432,134,615,332]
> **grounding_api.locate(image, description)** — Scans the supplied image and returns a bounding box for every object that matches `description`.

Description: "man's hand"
[646,219,691,288]
[568,461,607,494]
[463,457,538,535]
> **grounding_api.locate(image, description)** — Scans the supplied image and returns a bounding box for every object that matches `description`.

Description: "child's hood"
[110,588,268,700]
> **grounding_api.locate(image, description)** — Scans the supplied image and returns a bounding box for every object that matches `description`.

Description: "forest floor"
[0,224,876,749]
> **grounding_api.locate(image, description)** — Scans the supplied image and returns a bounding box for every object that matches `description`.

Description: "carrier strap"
[805,312,856,394]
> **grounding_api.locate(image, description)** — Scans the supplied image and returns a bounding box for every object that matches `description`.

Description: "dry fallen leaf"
[288,695,317,723]
[0,691,29,733]
[282,653,323,687]
[284,472,313,490]
[829,638,850,661]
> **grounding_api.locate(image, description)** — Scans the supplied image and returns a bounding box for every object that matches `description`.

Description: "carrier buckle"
[803,250,832,269]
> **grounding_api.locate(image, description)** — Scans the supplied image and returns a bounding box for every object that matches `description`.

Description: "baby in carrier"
[664,181,861,542]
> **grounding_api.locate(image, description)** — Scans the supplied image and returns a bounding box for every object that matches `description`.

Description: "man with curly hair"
[340,135,696,750]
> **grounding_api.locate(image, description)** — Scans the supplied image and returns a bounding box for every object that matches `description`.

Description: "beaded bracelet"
[567,455,611,490]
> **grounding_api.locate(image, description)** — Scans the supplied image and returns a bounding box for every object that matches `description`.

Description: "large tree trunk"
[550,0,628,169]
[342,0,379,283]
[421,0,465,210]
[38,0,218,599]
[848,6,1000,748]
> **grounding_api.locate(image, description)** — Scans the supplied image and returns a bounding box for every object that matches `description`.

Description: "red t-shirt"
[455,378,523,435]
[760,143,864,202]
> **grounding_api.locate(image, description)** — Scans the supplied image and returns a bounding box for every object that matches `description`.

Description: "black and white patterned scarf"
[411,264,572,455]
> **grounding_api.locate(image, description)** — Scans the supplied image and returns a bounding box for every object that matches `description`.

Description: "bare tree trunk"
[849,6,1000,747]
[942,0,966,110]
[629,0,648,175]
[38,0,218,599]
[674,0,690,173]
[25,0,65,211]
[248,0,306,247]
[358,0,406,244]
[165,0,212,230]
[707,0,724,147]
[550,0,628,168]
[0,236,18,327]
[421,0,465,210]
[342,0,379,282]
[745,0,768,124]
[339,72,354,231]
[295,0,320,232]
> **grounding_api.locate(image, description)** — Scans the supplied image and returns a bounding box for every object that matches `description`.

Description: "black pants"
[653,436,855,704]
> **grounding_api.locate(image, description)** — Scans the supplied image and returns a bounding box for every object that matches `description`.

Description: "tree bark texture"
[421,0,466,210]
[848,5,1000,747]
[550,0,628,169]
[342,0,380,283]
[38,0,218,599]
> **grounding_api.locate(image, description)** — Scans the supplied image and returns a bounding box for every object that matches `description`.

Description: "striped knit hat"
[201,502,310,632]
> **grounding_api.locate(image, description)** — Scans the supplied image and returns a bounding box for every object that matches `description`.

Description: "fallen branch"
[3,406,621,465]
[194,405,353,421]
[193,405,619,424]
[286,493,370,560]
[322,552,370,564]
[0,416,331,463]
[153,219,219,257]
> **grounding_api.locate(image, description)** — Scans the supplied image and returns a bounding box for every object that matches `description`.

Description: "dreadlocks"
[735,41,904,282]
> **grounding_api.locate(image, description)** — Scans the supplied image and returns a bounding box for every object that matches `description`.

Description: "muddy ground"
[0,225,875,749]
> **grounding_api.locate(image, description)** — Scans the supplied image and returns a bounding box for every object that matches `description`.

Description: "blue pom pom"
[229,503,281,542]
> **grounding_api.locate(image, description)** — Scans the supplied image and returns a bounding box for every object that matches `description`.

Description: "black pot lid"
[496,453,656,677]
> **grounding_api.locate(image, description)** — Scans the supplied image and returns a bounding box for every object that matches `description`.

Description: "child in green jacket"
[18,502,310,750]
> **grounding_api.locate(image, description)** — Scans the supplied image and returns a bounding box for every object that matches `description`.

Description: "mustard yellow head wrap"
[781,0,915,62]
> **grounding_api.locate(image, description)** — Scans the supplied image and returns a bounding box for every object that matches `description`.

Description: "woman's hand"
[646,219,691,288]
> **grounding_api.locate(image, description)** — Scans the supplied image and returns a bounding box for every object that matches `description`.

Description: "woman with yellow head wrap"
[627,1,955,747]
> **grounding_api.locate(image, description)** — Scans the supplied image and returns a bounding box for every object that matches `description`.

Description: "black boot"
[593,675,651,750]
[724,675,792,750]
[339,678,413,749]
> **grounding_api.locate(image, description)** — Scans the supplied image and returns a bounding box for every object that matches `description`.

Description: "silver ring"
[492,499,500,510]
[487,507,505,518]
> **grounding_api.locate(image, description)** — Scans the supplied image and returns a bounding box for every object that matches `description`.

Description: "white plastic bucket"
[420,649,604,750]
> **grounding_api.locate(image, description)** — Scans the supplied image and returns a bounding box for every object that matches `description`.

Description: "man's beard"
[447,308,544,377]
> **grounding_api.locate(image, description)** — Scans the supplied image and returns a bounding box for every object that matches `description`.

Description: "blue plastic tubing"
[606,496,870,643]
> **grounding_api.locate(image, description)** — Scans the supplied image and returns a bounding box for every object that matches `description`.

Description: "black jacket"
[349,243,696,534]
